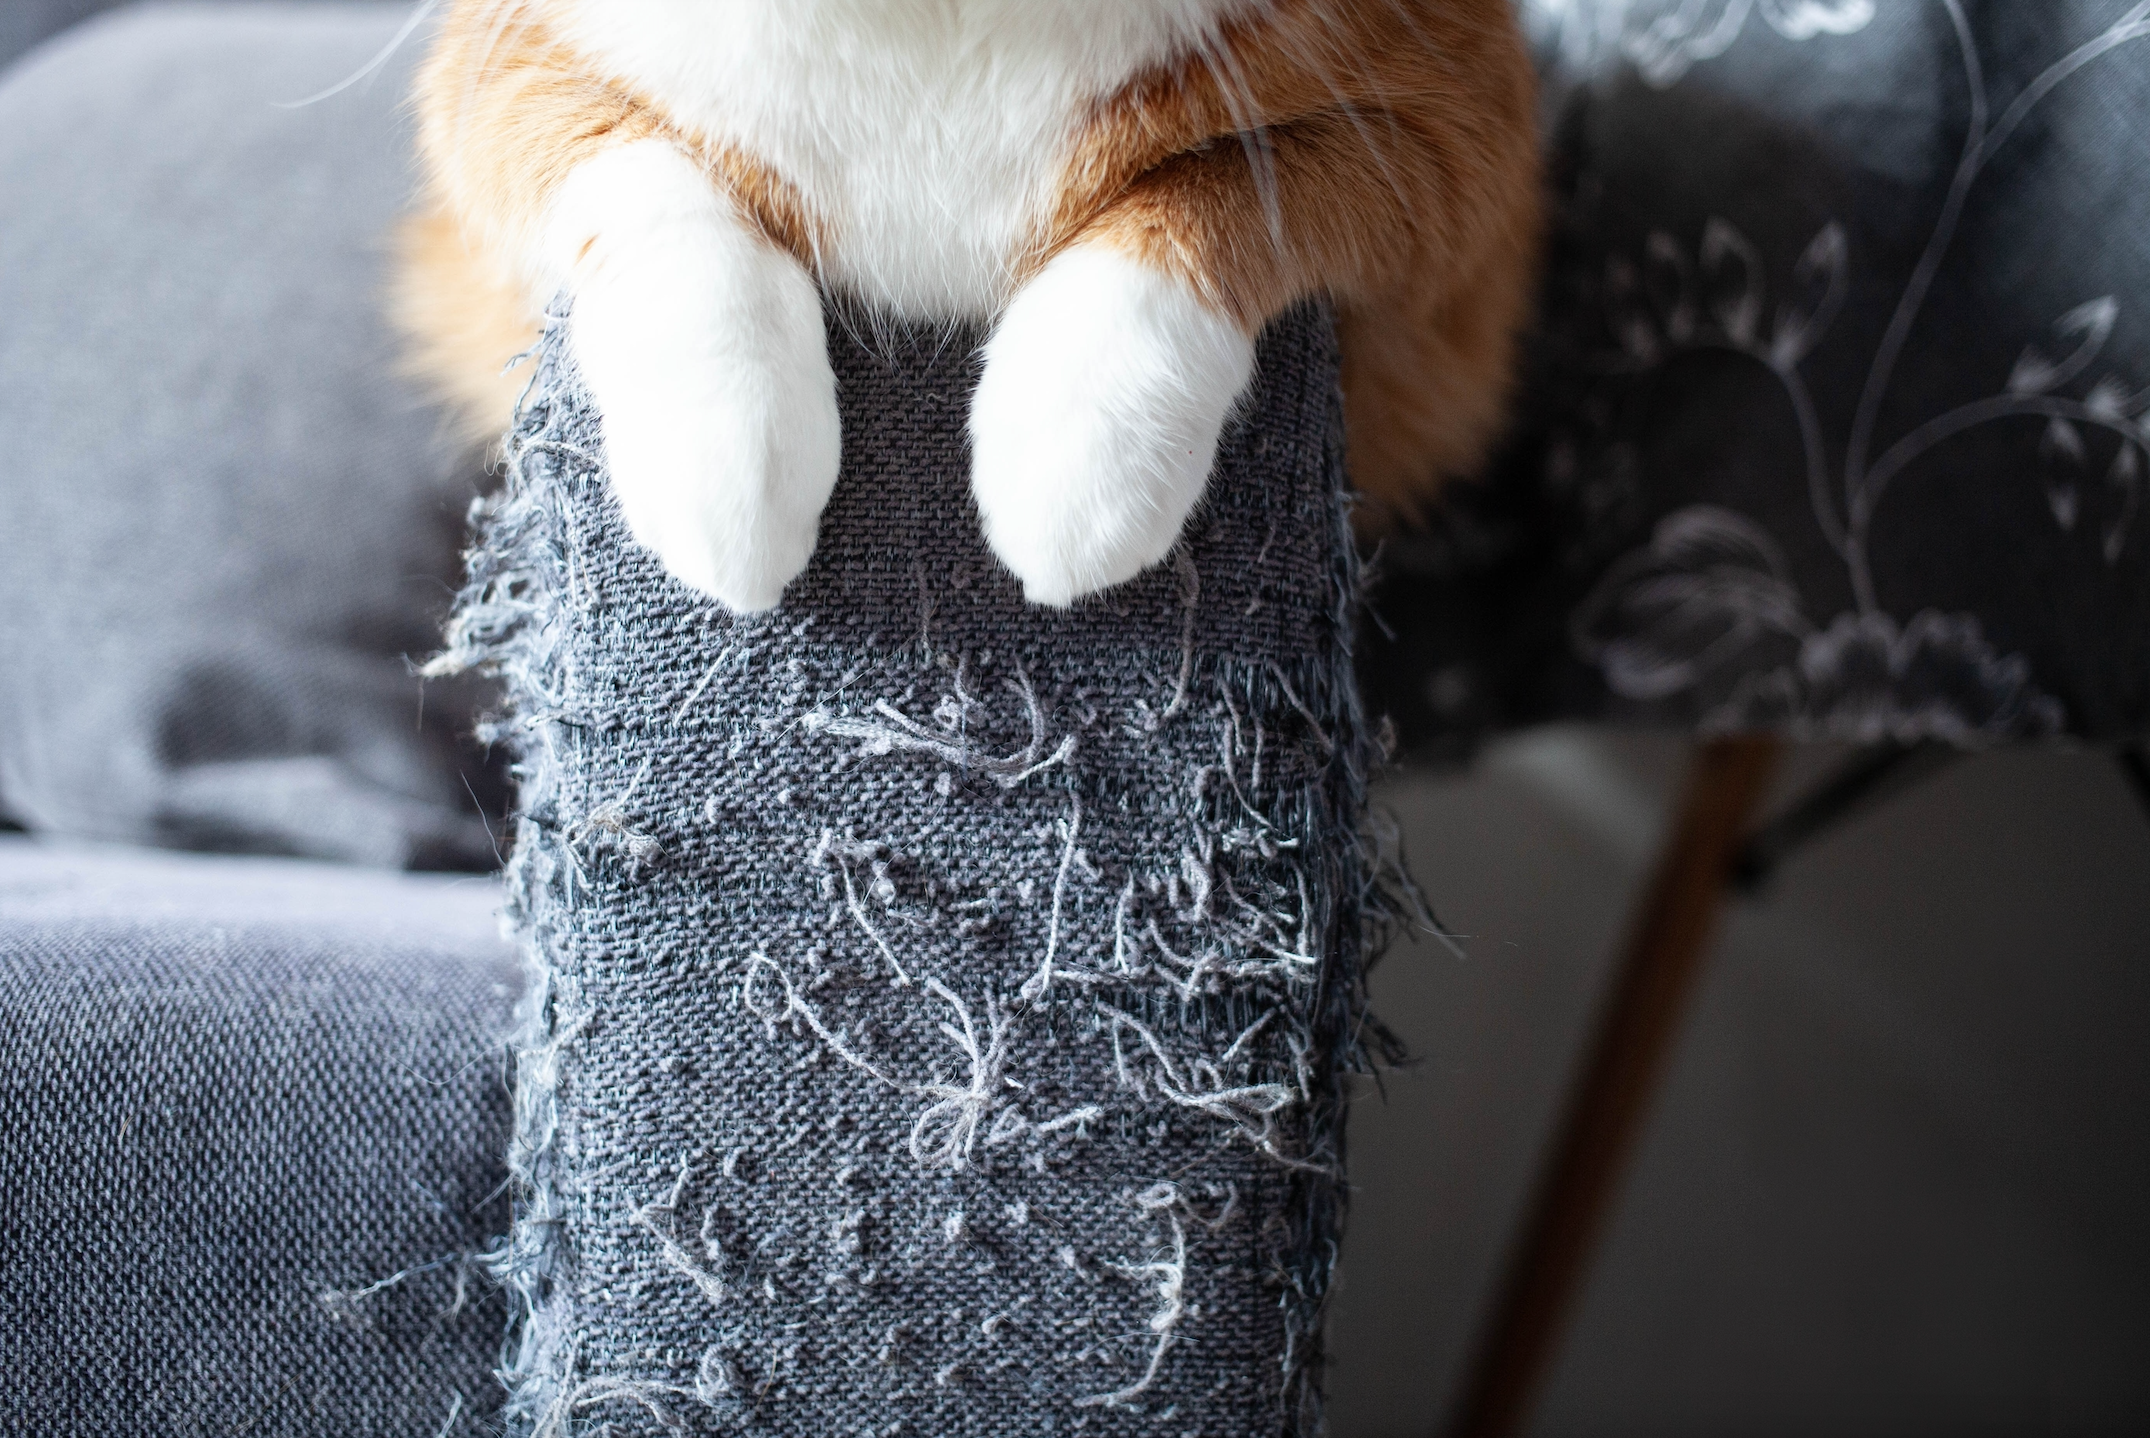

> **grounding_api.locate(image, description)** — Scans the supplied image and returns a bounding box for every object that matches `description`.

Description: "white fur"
[534,0,1266,609]
[970,246,1255,606]
[546,142,839,612]
[548,0,1262,317]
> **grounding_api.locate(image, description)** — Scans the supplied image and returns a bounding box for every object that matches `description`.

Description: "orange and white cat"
[400,0,1539,612]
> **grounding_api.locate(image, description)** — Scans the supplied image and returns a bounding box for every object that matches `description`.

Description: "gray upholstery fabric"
[0,0,127,71]
[0,3,498,867]
[0,0,355,74]
[437,306,1388,1435]
[0,836,520,1436]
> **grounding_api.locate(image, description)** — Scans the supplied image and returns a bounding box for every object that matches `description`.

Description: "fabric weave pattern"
[0,839,519,1437]
[442,306,1384,1436]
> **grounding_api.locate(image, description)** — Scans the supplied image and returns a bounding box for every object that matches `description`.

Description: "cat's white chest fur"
[547,0,1256,318]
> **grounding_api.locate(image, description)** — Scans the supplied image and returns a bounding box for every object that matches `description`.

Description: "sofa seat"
[0,838,518,1437]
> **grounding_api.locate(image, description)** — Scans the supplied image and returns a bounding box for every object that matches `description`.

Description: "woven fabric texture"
[439,305,1388,1436]
[0,5,499,865]
[0,838,519,1436]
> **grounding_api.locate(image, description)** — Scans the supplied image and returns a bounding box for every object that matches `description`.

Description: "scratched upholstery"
[10,3,2150,1436]
[430,305,1386,1436]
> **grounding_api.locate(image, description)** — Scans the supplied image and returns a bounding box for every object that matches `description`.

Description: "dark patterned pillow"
[1366,0,2150,754]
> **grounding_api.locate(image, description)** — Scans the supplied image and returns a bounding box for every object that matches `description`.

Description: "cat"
[398,0,1539,612]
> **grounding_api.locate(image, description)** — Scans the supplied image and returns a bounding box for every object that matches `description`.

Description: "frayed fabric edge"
[435,306,1408,1437]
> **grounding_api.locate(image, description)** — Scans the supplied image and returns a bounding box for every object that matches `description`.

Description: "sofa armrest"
[440,305,1391,1434]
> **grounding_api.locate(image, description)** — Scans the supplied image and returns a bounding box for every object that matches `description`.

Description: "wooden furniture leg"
[1446,735,1783,1438]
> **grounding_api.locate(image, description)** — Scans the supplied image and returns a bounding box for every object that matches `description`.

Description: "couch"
[5,3,2147,1435]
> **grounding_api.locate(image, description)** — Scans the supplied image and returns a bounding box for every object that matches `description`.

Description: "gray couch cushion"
[0,0,124,71]
[0,0,357,75]
[0,3,498,867]
[0,836,520,1436]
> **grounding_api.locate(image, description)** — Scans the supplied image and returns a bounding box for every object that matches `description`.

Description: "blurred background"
[1327,735,2150,1434]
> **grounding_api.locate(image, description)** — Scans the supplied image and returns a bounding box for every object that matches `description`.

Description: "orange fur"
[1048,1,1541,520]
[390,206,538,448]
[399,2,815,444]
[400,0,1539,525]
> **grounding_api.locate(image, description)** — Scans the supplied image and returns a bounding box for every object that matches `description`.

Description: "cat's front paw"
[968,247,1255,606]
[553,143,840,613]
[574,279,838,613]
[578,331,840,614]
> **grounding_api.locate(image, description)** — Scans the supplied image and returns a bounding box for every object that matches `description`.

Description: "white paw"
[969,246,1255,606]
[548,143,838,613]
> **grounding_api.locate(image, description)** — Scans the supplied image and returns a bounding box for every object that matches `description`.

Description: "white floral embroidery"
[1550,0,2150,739]
[1523,0,1875,86]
